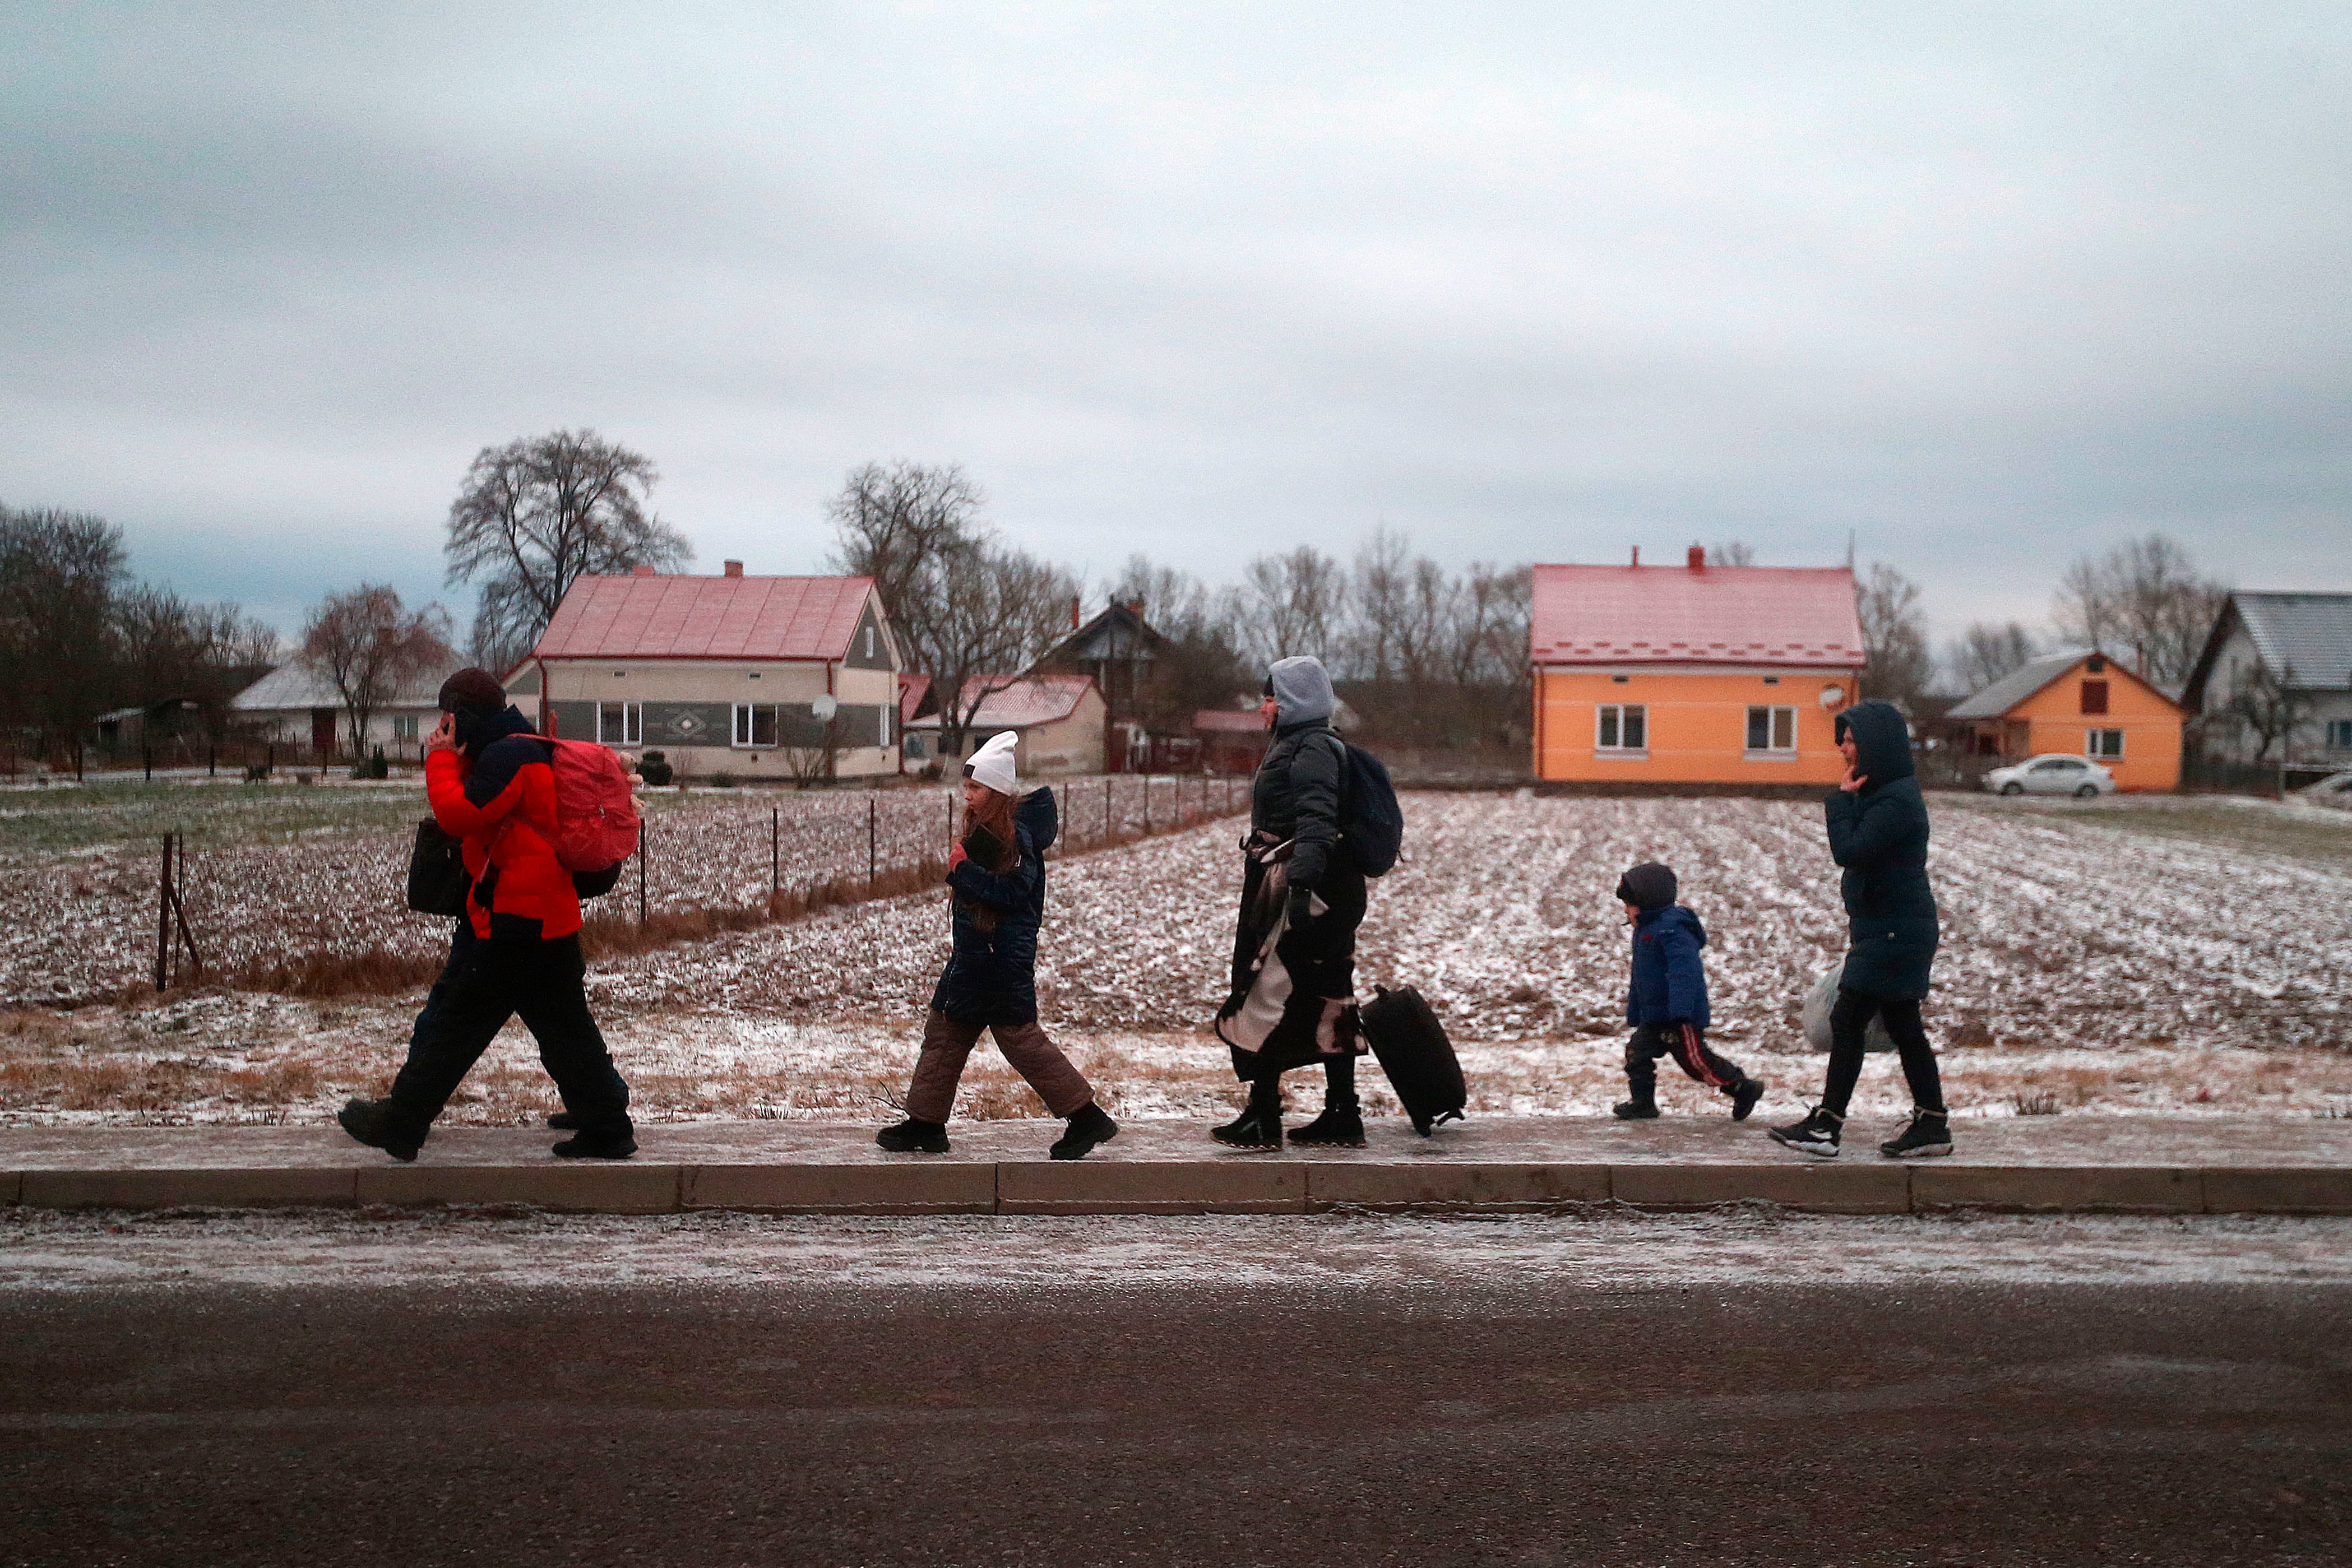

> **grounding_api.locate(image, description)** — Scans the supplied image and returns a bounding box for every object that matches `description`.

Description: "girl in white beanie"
[877,732,1119,1159]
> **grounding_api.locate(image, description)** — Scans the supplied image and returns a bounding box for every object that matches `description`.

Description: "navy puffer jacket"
[930,788,1059,1027]
[1626,904,1710,1029]
[1825,701,1939,1000]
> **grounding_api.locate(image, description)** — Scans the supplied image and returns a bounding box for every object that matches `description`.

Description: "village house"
[230,663,456,762]
[1530,548,1864,786]
[509,563,902,781]
[1947,650,2183,792]
[902,672,1106,776]
[2181,590,2352,782]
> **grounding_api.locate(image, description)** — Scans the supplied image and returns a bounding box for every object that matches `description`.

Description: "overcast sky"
[4,2,2348,650]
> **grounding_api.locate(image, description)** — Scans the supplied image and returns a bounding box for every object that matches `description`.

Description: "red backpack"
[541,738,641,874]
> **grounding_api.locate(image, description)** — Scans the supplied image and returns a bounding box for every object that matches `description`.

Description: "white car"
[1983,754,2117,798]
[2295,771,2352,810]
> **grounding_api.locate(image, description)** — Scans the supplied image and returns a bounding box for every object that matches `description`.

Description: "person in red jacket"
[338,669,635,1161]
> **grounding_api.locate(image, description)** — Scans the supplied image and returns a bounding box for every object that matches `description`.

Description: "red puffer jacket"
[426,706,582,942]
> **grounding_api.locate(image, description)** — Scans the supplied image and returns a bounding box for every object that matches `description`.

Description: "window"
[1762,675,1780,686]
[2327,720,2352,752]
[2085,653,2106,674]
[2086,729,2124,759]
[864,627,877,660]
[598,702,641,746]
[2080,680,2109,715]
[392,715,419,742]
[1746,705,1797,753]
[733,703,779,748]
[2032,757,2081,773]
[1597,704,1646,752]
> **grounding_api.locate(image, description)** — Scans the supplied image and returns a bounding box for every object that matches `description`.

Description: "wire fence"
[0,774,1250,1005]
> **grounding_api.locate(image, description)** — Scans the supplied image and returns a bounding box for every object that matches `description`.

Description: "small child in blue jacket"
[1613,861,1764,1121]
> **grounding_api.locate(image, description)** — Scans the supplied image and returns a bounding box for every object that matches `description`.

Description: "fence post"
[1143,774,1151,835]
[638,819,649,927]
[771,806,780,901]
[207,745,216,778]
[155,834,172,991]
[868,795,878,893]
[1103,777,1111,843]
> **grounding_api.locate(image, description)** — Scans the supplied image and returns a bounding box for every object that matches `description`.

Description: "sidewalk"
[6,1115,2349,1216]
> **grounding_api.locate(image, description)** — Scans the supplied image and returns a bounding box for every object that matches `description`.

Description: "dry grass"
[2012,1089,2061,1116]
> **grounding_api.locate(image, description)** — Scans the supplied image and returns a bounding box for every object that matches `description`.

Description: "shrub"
[638,750,673,786]
[710,772,738,788]
[2012,1089,2060,1116]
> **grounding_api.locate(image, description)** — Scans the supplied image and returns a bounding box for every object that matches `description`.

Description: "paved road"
[4,1213,2350,1566]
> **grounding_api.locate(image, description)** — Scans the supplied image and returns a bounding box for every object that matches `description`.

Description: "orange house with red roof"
[1531,549,1864,786]
[507,561,904,780]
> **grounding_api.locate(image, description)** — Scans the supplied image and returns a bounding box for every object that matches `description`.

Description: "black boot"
[547,1110,578,1130]
[1612,1094,1659,1120]
[1729,1080,1765,1122]
[876,1117,949,1154]
[552,1126,637,1159]
[1049,1102,1119,1161]
[337,1097,421,1162]
[1291,1054,1364,1145]
[1212,1079,1284,1149]
[1768,1105,1843,1159]
[1879,1107,1953,1159]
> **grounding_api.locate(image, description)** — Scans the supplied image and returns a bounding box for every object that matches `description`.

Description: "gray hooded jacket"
[1251,656,1348,890]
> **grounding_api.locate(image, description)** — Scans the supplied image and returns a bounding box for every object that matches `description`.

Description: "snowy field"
[3,791,2349,1127]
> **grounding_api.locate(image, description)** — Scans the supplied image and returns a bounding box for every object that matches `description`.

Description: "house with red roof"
[1531,548,1864,786]
[902,672,1106,776]
[508,560,903,781]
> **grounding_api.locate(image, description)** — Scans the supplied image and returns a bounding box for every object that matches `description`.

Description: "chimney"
[1688,545,1706,570]
[723,560,743,578]
[1128,599,1144,616]
[1069,595,1081,630]
[1630,546,1640,567]
[631,564,656,577]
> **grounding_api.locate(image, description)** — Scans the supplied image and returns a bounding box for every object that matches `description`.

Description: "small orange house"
[1531,550,1865,785]
[1946,650,2182,792]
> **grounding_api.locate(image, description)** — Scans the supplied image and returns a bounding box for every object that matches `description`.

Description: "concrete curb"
[7,1159,2350,1216]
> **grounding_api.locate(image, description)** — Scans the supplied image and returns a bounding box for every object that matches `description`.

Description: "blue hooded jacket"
[1825,700,1939,999]
[930,787,1059,1027]
[1626,904,1710,1029]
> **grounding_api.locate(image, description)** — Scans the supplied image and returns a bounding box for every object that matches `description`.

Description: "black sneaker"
[1288,1107,1365,1147]
[1049,1103,1119,1161]
[1768,1106,1843,1158]
[337,1098,421,1162]
[875,1117,949,1154]
[1612,1099,1660,1121]
[1211,1105,1283,1149]
[547,1111,579,1130]
[1730,1080,1765,1122]
[552,1129,637,1159]
[1879,1108,1953,1159]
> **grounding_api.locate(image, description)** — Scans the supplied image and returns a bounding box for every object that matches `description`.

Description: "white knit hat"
[964,731,1020,796]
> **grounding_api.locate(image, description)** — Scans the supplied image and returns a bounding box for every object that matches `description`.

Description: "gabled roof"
[231,663,452,712]
[898,672,933,725]
[533,573,878,661]
[1948,650,2180,720]
[1041,601,1163,666]
[2219,592,2352,689]
[1530,563,1864,667]
[908,674,1099,730]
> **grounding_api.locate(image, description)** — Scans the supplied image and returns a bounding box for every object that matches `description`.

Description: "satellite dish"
[811,694,839,721]
[1818,685,1845,708]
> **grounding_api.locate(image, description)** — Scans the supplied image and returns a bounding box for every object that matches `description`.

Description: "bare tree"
[445,430,691,672]
[1104,556,1249,730]
[0,505,128,756]
[300,585,456,757]
[2221,660,2312,764]
[1856,563,1932,707]
[927,542,1084,756]
[1943,620,2042,695]
[1238,546,1344,668]
[113,587,279,743]
[1708,541,1758,567]
[2052,534,2225,689]
[825,461,988,679]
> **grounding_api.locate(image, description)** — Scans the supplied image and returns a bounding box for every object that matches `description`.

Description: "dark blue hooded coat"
[1626,905,1710,1029]
[930,788,1058,1027]
[1826,701,1939,1000]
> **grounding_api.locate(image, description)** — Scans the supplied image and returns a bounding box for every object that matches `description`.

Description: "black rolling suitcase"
[1360,985,1466,1135]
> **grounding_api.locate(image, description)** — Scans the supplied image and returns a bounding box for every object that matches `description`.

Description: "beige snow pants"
[905,1009,1093,1122]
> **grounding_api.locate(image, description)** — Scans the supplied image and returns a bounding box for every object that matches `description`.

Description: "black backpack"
[1325,735,1403,877]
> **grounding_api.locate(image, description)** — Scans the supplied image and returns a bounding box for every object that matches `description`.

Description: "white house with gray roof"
[2182,591,2352,772]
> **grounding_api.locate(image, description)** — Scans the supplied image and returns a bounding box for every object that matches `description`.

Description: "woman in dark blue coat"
[1770,701,1952,1159]
[874,732,1119,1161]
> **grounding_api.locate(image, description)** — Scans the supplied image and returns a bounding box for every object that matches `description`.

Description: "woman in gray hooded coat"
[1212,655,1368,1147]
[1771,701,1952,1159]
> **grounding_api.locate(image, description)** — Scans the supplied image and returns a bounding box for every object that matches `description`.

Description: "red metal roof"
[532,574,876,661]
[1530,563,1865,668]
[907,674,1097,730]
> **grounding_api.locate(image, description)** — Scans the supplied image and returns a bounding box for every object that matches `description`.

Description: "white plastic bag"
[1801,958,1894,1053]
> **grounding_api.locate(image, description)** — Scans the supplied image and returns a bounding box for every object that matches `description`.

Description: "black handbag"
[405,818,469,917]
